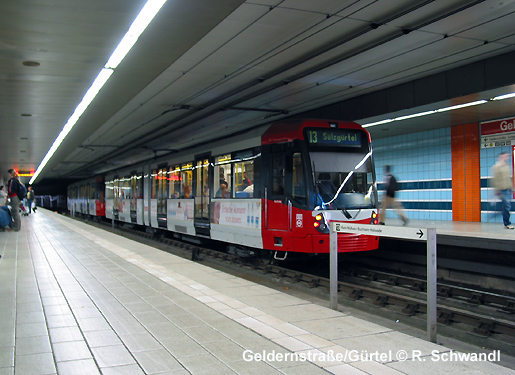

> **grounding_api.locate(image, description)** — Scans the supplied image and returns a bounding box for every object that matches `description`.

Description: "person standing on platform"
[7,169,21,231]
[492,152,514,229]
[378,165,409,226]
[26,186,35,214]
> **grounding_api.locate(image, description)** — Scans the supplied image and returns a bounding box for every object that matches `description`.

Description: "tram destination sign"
[331,222,427,241]
[306,129,361,147]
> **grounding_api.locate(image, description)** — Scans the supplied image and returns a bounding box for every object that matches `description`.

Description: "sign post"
[330,222,438,343]
[427,228,437,342]
[329,229,338,310]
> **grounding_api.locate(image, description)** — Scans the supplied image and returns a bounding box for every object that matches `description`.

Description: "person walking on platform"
[378,165,409,226]
[492,152,514,229]
[7,169,21,231]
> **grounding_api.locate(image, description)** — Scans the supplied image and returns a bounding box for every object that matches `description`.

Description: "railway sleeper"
[373,295,389,307]
[308,278,320,288]
[386,276,399,286]
[500,301,515,314]
[467,293,485,305]
[437,286,452,298]
[437,311,454,325]
[401,303,419,316]
[349,289,363,300]
[410,281,425,292]
[472,320,495,337]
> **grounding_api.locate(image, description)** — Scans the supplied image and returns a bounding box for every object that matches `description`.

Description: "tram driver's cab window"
[271,155,285,196]
[292,152,306,205]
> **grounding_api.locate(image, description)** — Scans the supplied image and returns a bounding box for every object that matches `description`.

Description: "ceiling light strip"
[492,92,515,101]
[30,0,167,184]
[105,0,167,69]
[362,98,498,128]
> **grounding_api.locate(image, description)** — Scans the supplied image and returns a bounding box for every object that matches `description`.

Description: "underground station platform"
[0,210,513,374]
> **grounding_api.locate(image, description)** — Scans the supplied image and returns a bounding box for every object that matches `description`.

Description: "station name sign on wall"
[481,117,515,149]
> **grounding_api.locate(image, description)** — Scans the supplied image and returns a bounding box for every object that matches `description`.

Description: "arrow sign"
[331,222,430,241]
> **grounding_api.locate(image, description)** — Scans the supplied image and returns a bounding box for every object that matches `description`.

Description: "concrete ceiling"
[1,0,515,185]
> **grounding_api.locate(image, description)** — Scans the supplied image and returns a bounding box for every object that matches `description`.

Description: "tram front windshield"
[310,151,377,210]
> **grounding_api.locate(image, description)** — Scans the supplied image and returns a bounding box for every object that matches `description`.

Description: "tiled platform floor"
[0,210,513,374]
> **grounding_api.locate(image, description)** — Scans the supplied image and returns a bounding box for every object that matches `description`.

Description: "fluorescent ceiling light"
[105,0,166,69]
[491,92,515,101]
[362,99,488,128]
[395,110,436,121]
[30,0,167,184]
[436,100,487,112]
[362,119,394,127]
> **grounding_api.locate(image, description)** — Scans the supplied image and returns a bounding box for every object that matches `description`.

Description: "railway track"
[76,216,515,355]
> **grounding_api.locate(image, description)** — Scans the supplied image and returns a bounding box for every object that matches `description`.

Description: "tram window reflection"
[234,149,256,198]
[214,154,232,199]
[169,166,181,198]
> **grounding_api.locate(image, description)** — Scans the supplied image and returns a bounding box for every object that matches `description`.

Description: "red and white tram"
[73,119,380,257]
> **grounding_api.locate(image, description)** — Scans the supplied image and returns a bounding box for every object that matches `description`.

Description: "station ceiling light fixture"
[30,0,167,184]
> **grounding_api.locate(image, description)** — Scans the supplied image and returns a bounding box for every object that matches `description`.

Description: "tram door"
[266,147,294,252]
[194,157,211,237]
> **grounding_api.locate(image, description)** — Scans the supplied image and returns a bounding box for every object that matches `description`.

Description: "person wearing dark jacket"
[7,169,21,231]
[378,165,409,226]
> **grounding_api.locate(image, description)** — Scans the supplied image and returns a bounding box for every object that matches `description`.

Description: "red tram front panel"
[261,118,380,254]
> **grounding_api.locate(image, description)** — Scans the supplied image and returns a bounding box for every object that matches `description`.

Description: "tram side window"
[113,177,120,206]
[169,166,181,198]
[181,163,193,199]
[272,155,285,196]
[234,149,255,198]
[214,154,232,199]
[132,174,142,199]
[157,168,168,215]
[121,176,131,200]
[292,152,306,205]
[151,170,157,199]
[106,180,114,199]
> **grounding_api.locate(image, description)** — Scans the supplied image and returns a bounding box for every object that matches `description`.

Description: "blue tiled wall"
[373,127,453,221]
[480,145,513,223]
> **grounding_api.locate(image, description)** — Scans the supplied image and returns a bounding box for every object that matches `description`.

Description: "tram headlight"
[371,211,378,225]
[314,214,328,232]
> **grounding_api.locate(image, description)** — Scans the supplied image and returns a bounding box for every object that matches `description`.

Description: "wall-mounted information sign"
[481,117,515,148]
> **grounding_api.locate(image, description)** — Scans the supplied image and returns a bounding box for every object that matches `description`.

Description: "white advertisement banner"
[167,200,194,221]
[212,200,261,229]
